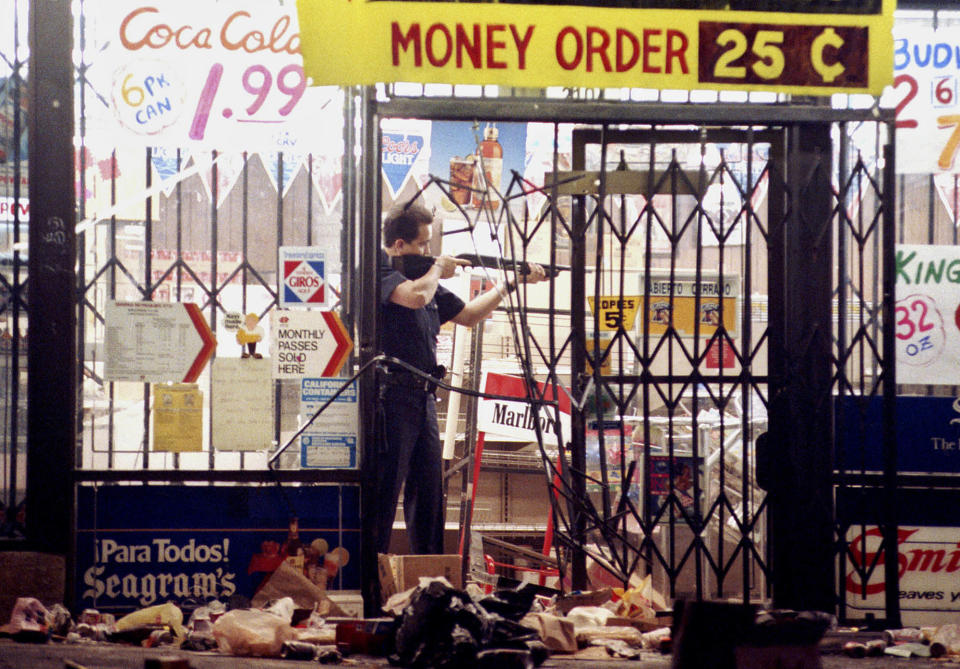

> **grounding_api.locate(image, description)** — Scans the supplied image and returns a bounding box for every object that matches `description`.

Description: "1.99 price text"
[189,62,306,141]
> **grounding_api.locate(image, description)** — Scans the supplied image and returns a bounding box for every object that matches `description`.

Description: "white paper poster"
[104,301,215,383]
[883,27,960,174]
[83,1,342,153]
[270,310,352,379]
[211,357,274,451]
[895,244,960,385]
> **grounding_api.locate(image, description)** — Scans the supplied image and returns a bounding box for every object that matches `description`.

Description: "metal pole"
[881,139,901,629]
[26,0,76,565]
[568,136,588,591]
[358,87,382,615]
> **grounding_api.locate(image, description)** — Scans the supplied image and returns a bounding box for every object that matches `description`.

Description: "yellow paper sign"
[153,384,203,453]
[641,274,739,337]
[587,295,643,332]
[297,0,894,95]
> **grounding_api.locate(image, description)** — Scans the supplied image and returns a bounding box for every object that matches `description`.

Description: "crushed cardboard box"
[378,554,462,602]
[251,561,347,616]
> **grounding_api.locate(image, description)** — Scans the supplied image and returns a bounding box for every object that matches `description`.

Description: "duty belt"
[382,365,445,394]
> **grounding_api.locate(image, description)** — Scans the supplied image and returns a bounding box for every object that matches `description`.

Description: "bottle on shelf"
[472,123,503,210]
[282,516,305,574]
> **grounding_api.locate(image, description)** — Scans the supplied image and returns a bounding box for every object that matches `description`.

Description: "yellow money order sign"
[297,0,893,95]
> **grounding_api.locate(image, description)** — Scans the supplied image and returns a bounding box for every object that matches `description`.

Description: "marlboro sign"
[477,371,571,446]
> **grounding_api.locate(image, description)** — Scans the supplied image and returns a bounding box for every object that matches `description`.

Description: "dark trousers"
[375,385,444,555]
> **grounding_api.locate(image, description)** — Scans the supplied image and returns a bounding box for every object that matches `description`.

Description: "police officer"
[376,202,546,554]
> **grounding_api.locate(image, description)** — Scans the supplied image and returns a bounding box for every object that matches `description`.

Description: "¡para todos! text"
[95,538,230,564]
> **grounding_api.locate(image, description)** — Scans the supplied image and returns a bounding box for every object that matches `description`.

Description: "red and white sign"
[271,310,352,379]
[705,338,736,369]
[846,526,960,625]
[280,247,326,307]
[104,301,216,383]
[477,371,571,446]
[0,196,29,223]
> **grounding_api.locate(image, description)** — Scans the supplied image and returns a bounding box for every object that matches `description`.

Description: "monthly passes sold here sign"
[271,311,353,379]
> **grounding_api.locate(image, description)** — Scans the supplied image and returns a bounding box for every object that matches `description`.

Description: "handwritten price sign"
[883,27,960,173]
[93,2,328,152]
[896,245,960,385]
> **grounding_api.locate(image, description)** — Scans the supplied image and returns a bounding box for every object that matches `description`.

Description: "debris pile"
[10,577,960,665]
[830,623,960,659]
[0,576,676,665]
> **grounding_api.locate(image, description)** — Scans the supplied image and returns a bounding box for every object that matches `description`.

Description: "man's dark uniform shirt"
[379,249,465,372]
[375,249,465,555]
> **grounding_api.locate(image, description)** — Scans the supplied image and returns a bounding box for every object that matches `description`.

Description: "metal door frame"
[358,95,897,619]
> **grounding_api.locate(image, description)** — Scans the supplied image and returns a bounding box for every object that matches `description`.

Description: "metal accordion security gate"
[361,97,897,620]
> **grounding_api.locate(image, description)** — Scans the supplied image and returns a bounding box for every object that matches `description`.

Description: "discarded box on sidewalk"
[378,554,462,601]
[335,618,395,656]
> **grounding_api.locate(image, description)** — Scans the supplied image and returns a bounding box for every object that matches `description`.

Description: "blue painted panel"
[76,484,360,614]
[835,395,960,474]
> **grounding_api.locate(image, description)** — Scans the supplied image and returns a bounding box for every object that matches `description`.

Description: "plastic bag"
[0,597,48,635]
[262,596,295,623]
[564,605,614,629]
[114,602,185,641]
[212,608,298,657]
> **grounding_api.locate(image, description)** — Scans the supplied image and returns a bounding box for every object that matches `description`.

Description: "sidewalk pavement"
[1,639,958,669]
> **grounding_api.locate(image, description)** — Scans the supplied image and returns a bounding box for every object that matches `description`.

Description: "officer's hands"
[519,262,547,284]
[433,255,471,279]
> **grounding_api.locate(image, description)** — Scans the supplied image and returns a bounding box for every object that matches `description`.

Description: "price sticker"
[698,22,868,89]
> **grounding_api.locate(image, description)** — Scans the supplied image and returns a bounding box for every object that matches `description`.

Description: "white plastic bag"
[212,608,298,657]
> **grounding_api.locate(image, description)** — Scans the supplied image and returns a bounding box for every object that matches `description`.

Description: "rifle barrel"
[455,254,569,277]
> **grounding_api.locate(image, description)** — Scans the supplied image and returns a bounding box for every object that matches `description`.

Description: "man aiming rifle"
[375,201,547,555]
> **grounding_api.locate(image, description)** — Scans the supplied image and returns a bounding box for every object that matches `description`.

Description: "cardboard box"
[378,554,463,601]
